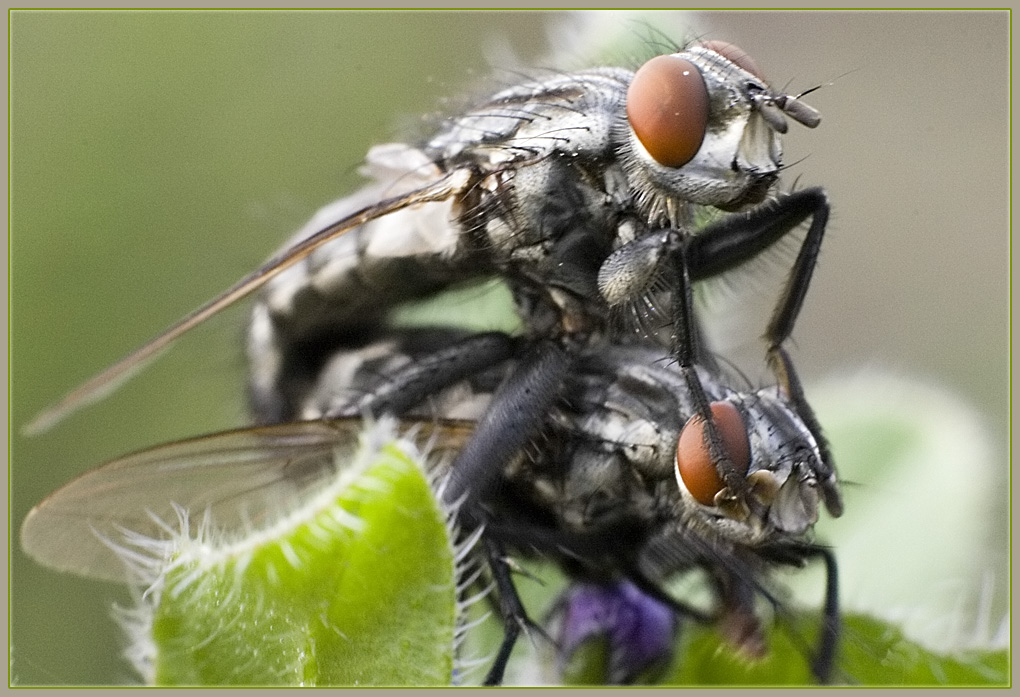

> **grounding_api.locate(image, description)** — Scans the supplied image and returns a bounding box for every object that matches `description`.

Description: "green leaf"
[836,614,1009,686]
[148,440,458,686]
[555,610,1009,686]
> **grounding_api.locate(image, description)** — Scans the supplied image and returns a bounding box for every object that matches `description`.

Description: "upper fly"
[25,39,822,435]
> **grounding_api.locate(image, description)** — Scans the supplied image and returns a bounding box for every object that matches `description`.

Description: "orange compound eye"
[676,401,751,506]
[627,55,709,168]
[696,40,765,81]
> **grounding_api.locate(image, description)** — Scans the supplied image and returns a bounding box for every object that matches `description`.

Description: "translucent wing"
[23,168,471,436]
[20,418,474,583]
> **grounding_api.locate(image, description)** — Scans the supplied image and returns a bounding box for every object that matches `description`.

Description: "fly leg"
[669,238,753,508]
[686,187,840,512]
[319,331,571,685]
[481,513,713,684]
[686,187,829,287]
[439,338,573,684]
[802,544,840,683]
[479,536,553,685]
[329,332,572,684]
[757,540,841,683]
[323,331,517,418]
[594,220,748,500]
[441,338,572,512]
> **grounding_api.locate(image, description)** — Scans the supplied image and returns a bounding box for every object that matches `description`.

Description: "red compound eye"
[627,54,709,168]
[696,40,765,81]
[676,401,751,506]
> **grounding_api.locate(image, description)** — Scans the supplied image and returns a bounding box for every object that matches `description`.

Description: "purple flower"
[555,579,678,684]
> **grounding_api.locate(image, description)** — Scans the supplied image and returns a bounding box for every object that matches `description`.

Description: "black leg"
[326,331,517,419]
[804,544,841,684]
[425,338,572,684]
[484,511,715,624]
[669,240,749,504]
[480,537,549,686]
[688,187,834,481]
[759,541,841,684]
[687,186,829,302]
[442,338,573,511]
[320,330,578,685]
[686,186,828,352]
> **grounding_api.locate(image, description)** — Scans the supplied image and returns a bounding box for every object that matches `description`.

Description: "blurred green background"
[10,11,1009,685]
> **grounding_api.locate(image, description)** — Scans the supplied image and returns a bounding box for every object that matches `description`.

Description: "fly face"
[621,42,807,218]
[672,388,840,546]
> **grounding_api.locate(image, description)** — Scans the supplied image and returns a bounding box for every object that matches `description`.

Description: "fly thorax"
[500,156,617,255]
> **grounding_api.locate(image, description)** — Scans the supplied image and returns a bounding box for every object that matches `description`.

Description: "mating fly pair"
[22,38,842,684]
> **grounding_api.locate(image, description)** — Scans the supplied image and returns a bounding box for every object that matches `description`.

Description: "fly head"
[673,387,841,548]
[621,41,820,224]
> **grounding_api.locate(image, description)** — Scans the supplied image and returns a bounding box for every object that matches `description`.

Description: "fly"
[25,39,828,442]
[22,335,843,684]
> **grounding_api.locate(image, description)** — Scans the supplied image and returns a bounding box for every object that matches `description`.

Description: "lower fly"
[300,331,844,683]
[22,328,843,684]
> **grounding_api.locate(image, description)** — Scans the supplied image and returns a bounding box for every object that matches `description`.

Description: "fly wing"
[20,418,474,584]
[23,166,472,437]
